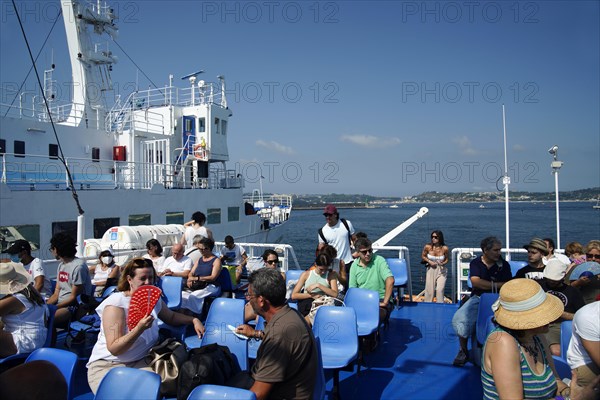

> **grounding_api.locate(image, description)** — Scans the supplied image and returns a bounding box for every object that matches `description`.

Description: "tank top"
[184,226,208,251]
[481,328,557,399]
[304,269,331,295]
[427,254,445,262]
[192,256,217,278]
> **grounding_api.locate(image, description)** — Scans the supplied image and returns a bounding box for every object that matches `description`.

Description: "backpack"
[177,344,241,400]
[318,218,352,244]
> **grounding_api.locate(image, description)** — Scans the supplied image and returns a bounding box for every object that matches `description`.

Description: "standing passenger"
[421,230,449,303]
[318,205,355,276]
[181,211,213,252]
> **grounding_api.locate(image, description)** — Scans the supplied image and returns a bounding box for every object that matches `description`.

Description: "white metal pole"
[502,105,511,260]
[554,170,561,249]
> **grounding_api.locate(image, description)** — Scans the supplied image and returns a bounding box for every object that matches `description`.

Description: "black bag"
[177,344,241,400]
[189,280,209,291]
[146,338,188,397]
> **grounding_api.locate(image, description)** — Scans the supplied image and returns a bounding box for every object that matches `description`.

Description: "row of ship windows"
[0,207,240,253]
[0,139,103,161]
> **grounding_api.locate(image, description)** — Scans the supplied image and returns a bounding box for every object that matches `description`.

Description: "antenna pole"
[502,105,511,260]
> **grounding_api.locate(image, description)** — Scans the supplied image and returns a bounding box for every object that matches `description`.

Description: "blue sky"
[1,0,599,196]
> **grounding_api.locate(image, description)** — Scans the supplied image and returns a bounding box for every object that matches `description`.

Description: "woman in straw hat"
[0,262,49,357]
[481,278,569,399]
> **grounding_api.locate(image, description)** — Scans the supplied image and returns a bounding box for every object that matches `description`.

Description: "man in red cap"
[318,205,356,277]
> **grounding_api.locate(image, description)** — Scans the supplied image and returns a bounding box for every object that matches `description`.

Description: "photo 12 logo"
[400,161,540,184]
[199,1,340,24]
[224,81,339,104]
[235,161,340,184]
[399,1,540,24]
[401,81,540,104]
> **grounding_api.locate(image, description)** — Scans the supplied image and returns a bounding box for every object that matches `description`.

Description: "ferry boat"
[0,0,292,257]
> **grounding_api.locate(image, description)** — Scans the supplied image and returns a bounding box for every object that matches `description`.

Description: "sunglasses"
[431,235,438,239]
[358,248,373,255]
[266,259,278,265]
[586,253,600,260]
[323,213,334,217]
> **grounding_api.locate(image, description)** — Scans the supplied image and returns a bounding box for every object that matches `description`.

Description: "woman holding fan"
[86,258,204,394]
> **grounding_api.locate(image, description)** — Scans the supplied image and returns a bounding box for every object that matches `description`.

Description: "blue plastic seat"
[313,337,326,400]
[476,293,499,345]
[187,384,257,400]
[159,276,183,310]
[25,348,78,400]
[560,320,573,361]
[552,355,572,381]
[185,298,247,370]
[385,258,408,305]
[286,269,303,301]
[95,367,162,400]
[509,261,527,278]
[313,306,359,396]
[216,267,235,297]
[344,287,379,337]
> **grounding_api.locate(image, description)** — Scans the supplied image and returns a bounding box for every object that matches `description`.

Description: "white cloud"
[340,134,401,148]
[453,135,478,155]
[512,144,525,152]
[255,140,294,154]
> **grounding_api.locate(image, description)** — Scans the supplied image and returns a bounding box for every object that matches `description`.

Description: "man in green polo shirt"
[349,237,395,323]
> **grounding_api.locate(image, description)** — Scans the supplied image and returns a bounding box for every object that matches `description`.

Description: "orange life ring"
[193,143,205,159]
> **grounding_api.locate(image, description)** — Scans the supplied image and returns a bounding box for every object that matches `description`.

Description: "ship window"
[0,224,40,254]
[14,140,25,157]
[185,118,193,132]
[166,212,184,224]
[198,118,205,133]
[215,118,220,134]
[227,207,239,222]
[207,208,221,225]
[52,221,77,242]
[93,218,120,239]
[129,214,151,226]
[221,120,227,136]
[0,139,5,156]
[92,147,100,162]
[49,144,58,159]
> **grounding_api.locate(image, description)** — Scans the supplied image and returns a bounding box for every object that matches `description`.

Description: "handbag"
[189,280,209,291]
[307,295,339,324]
[146,338,188,397]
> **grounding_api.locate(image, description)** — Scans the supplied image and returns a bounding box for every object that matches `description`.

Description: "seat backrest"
[95,367,161,400]
[25,348,78,399]
[101,285,118,298]
[344,287,380,336]
[200,298,247,370]
[312,306,359,367]
[187,384,257,400]
[476,293,499,345]
[286,269,303,288]
[385,258,408,286]
[560,320,573,361]
[45,304,57,347]
[509,261,527,278]
[313,337,326,400]
[552,355,571,381]
[159,276,183,310]
[217,267,234,292]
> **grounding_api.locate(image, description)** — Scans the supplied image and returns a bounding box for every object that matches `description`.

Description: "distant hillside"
[285,187,600,208]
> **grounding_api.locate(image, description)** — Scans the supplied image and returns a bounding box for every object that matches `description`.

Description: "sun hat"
[492,278,563,330]
[523,238,549,256]
[543,259,568,281]
[323,204,338,215]
[0,262,32,297]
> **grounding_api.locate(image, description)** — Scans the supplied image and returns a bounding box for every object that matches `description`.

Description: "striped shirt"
[481,328,557,399]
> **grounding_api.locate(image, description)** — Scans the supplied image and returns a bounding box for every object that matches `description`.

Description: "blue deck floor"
[328,302,483,400]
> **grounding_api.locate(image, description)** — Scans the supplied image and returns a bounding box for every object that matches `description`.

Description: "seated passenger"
[46,232,93,329]
[86,258,204,394]
[451,236,512,367]
[568,240,600,304]
[567,300,600,389]
[220,235,248,285]
[244,249,285,323]
[158,243,192,278]
[292,252,338,325]
[0,262,48,357]
[144,239,165,271]
[90,248,119,297]
[481,278,569,399]
[515,238,549,283]
[181,236,221,315]
[314,244,347,292]
[6,239,52,299]
[349,237,394,323]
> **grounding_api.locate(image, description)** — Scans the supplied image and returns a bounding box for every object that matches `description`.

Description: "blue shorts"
[451,295,480,339]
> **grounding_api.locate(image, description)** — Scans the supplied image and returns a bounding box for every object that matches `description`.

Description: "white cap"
[544,258,568,281]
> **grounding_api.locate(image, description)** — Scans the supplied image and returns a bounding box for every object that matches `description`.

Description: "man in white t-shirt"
[220,235,248,284]
[318,205,355,274]
[567,301,600,388]
[542,237,571,266]
[6,239,52,298]
[159,243,192,278]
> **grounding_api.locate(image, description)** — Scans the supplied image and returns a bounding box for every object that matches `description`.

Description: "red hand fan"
[127,285,162,331]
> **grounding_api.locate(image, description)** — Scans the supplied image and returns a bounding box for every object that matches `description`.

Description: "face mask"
[10,254,21,263]
[101,256,113,265]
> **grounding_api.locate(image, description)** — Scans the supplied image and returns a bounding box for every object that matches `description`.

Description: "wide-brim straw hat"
[492,278,564,330]
[0,262,32,297]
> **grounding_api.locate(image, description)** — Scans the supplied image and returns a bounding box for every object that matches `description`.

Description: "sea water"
[278,202,600,294]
